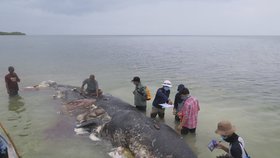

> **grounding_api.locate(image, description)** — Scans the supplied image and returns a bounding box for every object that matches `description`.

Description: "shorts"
[181,127,196,135]
[150,107,165,118]
[86,89,103,96]
[9,89,18,97]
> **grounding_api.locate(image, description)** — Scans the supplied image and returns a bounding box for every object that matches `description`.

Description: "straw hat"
[215,120,236,136]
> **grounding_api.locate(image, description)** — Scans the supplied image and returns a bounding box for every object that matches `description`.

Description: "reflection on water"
[8,96,25,114]
[7,96,31,137]
[183,134,199,156]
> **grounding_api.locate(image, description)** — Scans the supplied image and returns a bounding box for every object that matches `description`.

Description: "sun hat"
[162,80,172,88]
[131,76,140,82]
[215,120,236,136]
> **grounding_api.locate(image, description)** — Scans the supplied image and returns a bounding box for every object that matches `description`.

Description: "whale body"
[53,85,197,158]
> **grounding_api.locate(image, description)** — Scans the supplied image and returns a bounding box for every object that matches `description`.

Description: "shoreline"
[0,32,26,35]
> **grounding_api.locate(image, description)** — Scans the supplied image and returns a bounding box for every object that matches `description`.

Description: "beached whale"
[53,84,197,158]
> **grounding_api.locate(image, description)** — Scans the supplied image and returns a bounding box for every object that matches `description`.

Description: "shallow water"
[0,35,280,158]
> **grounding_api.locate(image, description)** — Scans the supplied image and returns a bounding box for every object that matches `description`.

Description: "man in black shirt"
[173,84,185,121]
[215,121,250,158]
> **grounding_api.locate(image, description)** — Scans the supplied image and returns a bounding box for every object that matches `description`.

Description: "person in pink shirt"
[178,88,200,135]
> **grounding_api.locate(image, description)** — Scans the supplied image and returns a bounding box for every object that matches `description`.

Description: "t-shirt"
[83,79,98,92]
[5,73,20,91]
[229,137,247,158]
[180,96,200,129]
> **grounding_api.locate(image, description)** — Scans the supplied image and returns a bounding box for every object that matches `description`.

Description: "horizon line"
[15,34,280,36]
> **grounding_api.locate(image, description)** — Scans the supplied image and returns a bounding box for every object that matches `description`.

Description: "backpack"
[145,86,152,101]
[239,142,251,158]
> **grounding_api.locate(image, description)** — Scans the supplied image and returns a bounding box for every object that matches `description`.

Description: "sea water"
[0,35,280,158]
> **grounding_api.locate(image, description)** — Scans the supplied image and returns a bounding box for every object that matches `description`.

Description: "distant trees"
[0,32,26,35]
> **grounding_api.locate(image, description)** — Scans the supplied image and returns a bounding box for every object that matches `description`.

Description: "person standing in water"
[151,80,173,119]
[173,84,186,122]
[131,76,147,111]
[215,120,250,158]
[178,88,200,135]
[5,66,20,97]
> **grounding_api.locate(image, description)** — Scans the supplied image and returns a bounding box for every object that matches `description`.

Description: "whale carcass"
[52,84,197,158]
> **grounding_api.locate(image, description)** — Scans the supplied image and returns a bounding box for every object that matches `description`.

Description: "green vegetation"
[0,31,26,35]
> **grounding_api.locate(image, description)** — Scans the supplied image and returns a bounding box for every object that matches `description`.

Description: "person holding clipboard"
[151,80,173,119]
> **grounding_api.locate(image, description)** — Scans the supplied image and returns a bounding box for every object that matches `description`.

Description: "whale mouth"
[74,127,90,135]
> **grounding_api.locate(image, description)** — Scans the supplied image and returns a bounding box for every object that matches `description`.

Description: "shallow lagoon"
[1,35,280,158]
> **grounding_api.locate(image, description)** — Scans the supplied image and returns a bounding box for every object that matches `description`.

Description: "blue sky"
[1,0,279,35]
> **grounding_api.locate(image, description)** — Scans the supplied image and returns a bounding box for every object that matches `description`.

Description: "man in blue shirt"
[151,80,173,119]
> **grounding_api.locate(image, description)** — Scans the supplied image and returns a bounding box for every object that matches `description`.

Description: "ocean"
[0,35,280,158]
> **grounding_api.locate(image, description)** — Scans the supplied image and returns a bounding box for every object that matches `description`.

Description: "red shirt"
[5,73,20,91]
[180,96,200,129]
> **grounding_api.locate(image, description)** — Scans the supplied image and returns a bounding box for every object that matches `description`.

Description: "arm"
[216,142,229,153]
[135,86,145,96]
[139,86,146,100]
[179,115,186,129]
[174,93,179,109]
[178,103,187,129]
[15,73,20,82]
[173,94,179,115]
[95,81,99,97]
[5,76,10,94]
[81,80,86,93]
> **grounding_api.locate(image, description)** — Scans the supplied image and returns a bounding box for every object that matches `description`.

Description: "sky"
[0,0,280,35]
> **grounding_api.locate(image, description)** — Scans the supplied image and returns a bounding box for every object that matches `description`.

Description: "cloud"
[2,0,166,15]
[29,0,121,15]
[0,0,279,35]
[1,0,231,15]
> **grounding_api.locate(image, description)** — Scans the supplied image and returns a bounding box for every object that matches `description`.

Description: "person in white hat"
[215,121,250,158]
[151,80,173,119]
